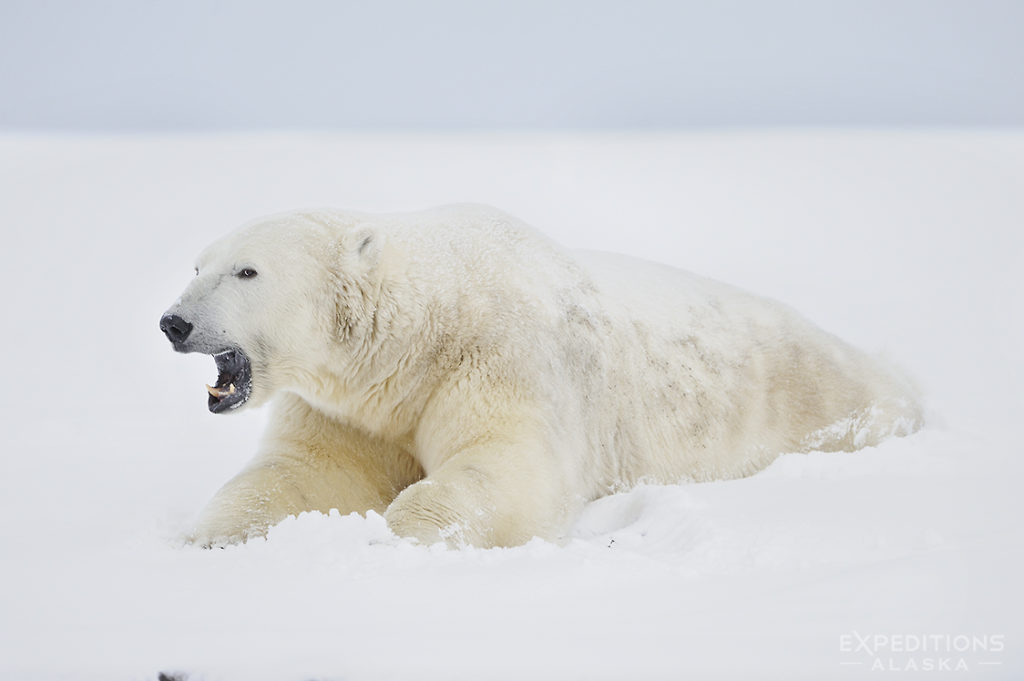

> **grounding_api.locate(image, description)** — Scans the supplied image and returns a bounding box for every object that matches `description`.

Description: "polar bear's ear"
[358,233,374,256]
[348,227,380,266]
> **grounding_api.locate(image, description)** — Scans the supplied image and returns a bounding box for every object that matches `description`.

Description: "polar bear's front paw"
[384,507,447,546]
[186,515,270,549]
[185,529,242,549]
[384,479,491,547]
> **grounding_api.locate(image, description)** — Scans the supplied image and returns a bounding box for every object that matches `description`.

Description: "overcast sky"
[1,0,1021,130]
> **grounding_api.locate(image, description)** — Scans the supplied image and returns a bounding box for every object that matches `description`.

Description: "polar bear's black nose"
[160,314,193,344]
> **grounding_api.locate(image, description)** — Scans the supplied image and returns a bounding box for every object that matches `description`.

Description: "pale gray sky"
[1,0,1021,130]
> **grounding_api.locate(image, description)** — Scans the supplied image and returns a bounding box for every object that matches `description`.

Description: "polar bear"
[160,204,922,548]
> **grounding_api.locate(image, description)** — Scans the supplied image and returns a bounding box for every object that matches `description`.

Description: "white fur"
[164,204,922,548]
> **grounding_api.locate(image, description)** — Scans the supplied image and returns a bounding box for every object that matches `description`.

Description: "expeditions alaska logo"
[839,632,1005,672]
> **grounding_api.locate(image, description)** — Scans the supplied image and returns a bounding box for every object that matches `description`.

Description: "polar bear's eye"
[237,268,258,279]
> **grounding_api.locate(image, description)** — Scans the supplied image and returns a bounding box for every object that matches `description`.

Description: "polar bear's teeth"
[205,383,237,398]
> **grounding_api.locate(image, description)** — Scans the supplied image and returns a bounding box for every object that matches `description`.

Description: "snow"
[0,131,1021,680]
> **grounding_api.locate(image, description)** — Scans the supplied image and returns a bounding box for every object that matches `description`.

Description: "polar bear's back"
[569,250,923,487]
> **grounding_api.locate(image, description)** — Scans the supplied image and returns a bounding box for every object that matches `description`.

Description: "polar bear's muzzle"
[160,313,253,414]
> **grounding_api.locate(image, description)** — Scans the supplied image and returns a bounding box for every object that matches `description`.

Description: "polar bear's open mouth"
[206,349,252,413]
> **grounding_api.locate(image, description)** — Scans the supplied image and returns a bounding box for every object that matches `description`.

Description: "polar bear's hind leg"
[800,396,923,452]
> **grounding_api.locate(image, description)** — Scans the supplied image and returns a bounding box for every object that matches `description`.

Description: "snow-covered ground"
[0,131,1021,680]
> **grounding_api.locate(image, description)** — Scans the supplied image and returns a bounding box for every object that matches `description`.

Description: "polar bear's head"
[160,211,380,413]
